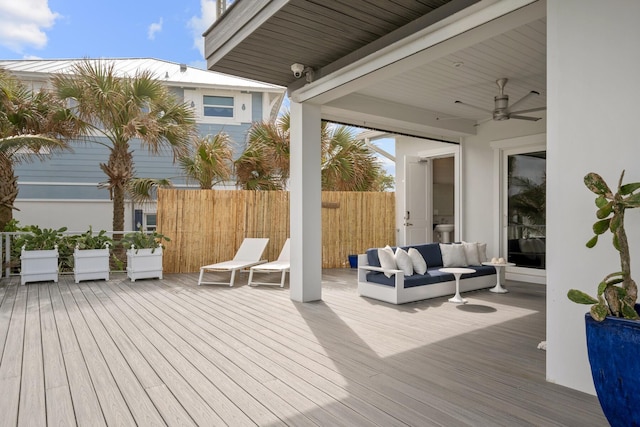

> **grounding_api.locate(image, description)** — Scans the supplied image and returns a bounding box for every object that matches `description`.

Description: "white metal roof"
[0,58,285,92]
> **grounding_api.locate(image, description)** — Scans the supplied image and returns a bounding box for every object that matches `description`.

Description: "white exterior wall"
[546,0,640,394]
[14,200,133,232]
[462,114,547,261]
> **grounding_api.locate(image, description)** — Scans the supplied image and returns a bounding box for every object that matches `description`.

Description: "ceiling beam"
[322,93,476,139]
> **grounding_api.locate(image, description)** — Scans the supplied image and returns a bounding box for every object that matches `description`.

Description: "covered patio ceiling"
[204,0,546,140]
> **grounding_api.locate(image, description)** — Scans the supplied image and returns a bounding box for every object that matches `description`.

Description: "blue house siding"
[196,123,252,160]
[15,117,256,200]
[15,138,192,199]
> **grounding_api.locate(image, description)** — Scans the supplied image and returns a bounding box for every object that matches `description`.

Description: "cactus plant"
[567,170,640,321]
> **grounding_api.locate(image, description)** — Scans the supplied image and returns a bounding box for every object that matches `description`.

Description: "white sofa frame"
[357,253,496,304]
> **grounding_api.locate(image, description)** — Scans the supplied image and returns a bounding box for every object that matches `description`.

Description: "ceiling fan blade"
[474,116,494,126]
[508,90,540,111]
[454,100,493,114]
[510,106,546,115]
[435,115,463,121]
[510,114,542,121]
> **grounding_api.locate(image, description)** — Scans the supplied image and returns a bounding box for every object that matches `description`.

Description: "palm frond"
[127,177,174,203]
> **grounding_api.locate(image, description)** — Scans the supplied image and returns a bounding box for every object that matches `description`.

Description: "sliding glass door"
[506,151,546,269]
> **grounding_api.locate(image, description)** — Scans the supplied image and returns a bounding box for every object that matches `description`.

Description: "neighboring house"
[203,0,640,397]
[0,58,285,231]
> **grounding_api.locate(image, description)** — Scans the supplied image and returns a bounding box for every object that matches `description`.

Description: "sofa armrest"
[358,265,402,274]
[357,262,406,291]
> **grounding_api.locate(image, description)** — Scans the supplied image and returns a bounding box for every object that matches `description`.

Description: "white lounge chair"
[248,238,290,287]
[198,238,269,287]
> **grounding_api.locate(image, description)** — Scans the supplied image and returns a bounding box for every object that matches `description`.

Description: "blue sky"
[0,0,396,179]
[0,0,222,69]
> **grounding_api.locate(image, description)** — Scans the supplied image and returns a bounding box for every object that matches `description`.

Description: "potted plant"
[568,170,640,426]
[15,226,67,285]
[121,229,170,281]
[71,227,113,283]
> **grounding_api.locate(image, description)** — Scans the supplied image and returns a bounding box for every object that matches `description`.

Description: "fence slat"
[157,189,395,273]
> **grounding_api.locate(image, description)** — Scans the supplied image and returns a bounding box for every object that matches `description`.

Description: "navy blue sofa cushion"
[364,242,495,288]
[366,265,496,288]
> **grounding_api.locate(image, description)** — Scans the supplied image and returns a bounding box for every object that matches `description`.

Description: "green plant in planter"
[71,227,113,250]
[14,225,68,251]
[568,170,640,321]
[120,229,170,253]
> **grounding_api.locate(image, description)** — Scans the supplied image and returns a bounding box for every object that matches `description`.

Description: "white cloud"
[0,0,59,52]
[187,1,236,57]
[187,0,218,57]
[148,18,163,40]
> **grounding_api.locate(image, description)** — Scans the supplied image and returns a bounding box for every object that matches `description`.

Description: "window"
[134,210,157,232]
[145,213,157,232]
[203,95,234,118]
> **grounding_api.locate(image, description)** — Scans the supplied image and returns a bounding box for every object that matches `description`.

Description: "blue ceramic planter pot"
[348,254,358,268]
[585,312,640,426]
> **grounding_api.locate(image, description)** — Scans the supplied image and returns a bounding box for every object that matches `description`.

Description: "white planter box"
[21,247,59,285]
[126,246,163,282]
[74,247,110,283]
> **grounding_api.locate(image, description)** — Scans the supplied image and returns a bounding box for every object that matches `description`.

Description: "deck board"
[0,284,26,427]
[89,281,228,426]
[0,270,607,426]
[40,284,76,426]
[58,282,137,426]
[115,281,316,426]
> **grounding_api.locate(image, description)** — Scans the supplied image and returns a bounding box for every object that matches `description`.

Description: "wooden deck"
[0,270,605,426]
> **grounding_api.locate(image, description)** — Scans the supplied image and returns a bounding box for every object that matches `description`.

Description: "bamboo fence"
[157,189,396,273]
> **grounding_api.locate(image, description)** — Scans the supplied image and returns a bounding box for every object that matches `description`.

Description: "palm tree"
[235,111,390,191]
[508,174,546,237]
[179,133,234,189]
[235,115,289,190]
[0,68,83,230]
[321,125,385,191]
[52,60,196,235]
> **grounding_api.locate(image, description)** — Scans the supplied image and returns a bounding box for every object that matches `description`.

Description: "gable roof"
[0,58,285,92]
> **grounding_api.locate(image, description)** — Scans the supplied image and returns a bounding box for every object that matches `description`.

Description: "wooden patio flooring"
[0,269,606,426]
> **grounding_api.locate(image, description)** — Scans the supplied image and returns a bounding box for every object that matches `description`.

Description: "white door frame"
[491,134,546,284]
[418,145,461,243]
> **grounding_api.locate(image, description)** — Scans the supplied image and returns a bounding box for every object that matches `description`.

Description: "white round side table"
[439,267,476,304]
[482,261,515,293]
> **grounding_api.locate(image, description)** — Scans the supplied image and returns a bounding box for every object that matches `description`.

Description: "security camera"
[291,63,305,78]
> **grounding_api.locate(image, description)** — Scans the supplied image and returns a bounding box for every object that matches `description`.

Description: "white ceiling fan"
[455,78,546,122]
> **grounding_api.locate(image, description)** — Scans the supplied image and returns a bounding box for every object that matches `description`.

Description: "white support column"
[289,101,322,302]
